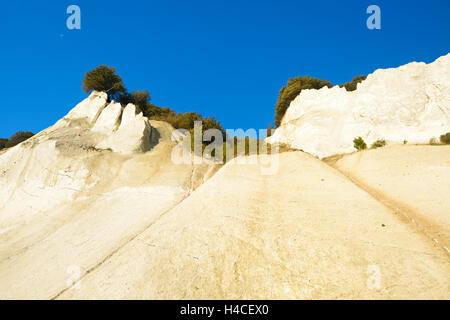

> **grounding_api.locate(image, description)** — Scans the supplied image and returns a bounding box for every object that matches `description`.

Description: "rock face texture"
[269,54,450,158]
[0,93,218,299]
[1,66,449,299]
[97,104,152,153]
[333,145,450,252]
[60,151,450,299]
[0,91,157,222]
[65,91,153,153]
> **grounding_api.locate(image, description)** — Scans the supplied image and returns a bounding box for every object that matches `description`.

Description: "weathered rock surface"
[333,145,450,252]
[1,71,449,299]
[269,54,450,158]
[97,104,152,154]
[0,94,218,299]
[60,151,450,299]
[0,91,157,224]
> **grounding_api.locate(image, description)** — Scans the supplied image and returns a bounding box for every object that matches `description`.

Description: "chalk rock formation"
[97,104,152,153]
[334,145,450,251]
[0,93,219,299]
[92,101,122,133]
[269,54,450,158]
[59,151,450,299]
[0,89,449,299]
[0,91,156,220]
[62,91,153,153]
[64,91,108,125]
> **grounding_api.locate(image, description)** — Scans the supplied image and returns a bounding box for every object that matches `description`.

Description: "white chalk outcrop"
[65,91,108,125]
[1,89,449,299]
[97,104,152,153]
[0,91,212,230]
[268,53,450,158]
[0,92,219,299]
[62,91,153,153]
[59,151,450,299]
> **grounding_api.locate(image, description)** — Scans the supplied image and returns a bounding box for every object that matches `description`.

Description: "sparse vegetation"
[274,75,367,127]
[82,65,127,102]
[339,75,367,91]
[440,132,450,144]
[0,138,7,150]
[353,137,367,151]
[187,132,296,164]
[371,139,386,149]
[82,65,224,136]
[1,131,35,149]
[403,140,408,145]
[217,139,294,163]
[274,76,333,127]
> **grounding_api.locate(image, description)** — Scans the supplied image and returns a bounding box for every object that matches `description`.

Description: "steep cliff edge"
[1,60,449,299]
[269,54,450,158]
[60,152,450,299]
[0,93,218,299]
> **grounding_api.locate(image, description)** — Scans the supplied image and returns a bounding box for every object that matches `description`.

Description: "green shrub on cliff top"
[353,137,367,151]
[274,76,333,127]
[339,75,367,92]
[0,138,8,150]
[440,132,450,144]
[82,65,224,136]
[273,75,367,127]
[371,139,386,149]
[5,131,35,148]
[82,65,127,101]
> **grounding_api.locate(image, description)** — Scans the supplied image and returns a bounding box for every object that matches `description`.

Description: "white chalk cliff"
[0,93,219,299]
[0,63,449,299]
[63,91,152,153]
[0,91,158,220]
[269,54,450,158]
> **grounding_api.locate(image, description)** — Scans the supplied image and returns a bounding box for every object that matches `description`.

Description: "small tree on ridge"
[82,65,126,101]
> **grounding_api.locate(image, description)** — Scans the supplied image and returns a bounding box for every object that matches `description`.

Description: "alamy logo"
[66,5,81,30]
[366,5,381,30]
[171,121,280,175]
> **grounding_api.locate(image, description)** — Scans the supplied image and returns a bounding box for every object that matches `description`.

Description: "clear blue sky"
[1,0,449,138]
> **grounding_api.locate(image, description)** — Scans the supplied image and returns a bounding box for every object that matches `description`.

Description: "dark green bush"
[151,110,224,138]
[371,139,386,149]
[353,137,367,151]
[273,75,367,127]
[143,104,173,118]
[340,75,367,91]
[440,132,450,144]
[0,138,8,150]
[82,65,224,137]
[130,90,151,112]
[82,65,127,101]
[274,76,333,127]
[5,131,34,148]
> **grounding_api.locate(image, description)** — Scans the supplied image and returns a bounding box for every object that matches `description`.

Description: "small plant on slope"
[371,139,386,149]
[353,137,367,151]
[440,132,450,144]
[5,131,35,148]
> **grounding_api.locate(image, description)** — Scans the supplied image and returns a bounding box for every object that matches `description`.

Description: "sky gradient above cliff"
[1,0,450,138]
